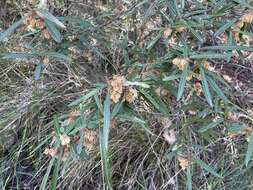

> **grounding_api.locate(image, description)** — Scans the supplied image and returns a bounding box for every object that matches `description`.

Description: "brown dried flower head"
[223,75,232,83]
[194,73,201,81]
[83,128,97,152]
[177,156,189,170]
[241,11,253,24]
[44,148,57,157]
[188,109,197,115]
[67,111,81,124]
[186,74,193,81]
[172,57,187,70]
[42,29,51,39]
[163,28,172,38]
[227,112,238,121]
[194,82,202,96]
[109,75,125,103]
[43,57,49,64]
[60,134,71,146]
[125,87,138,103]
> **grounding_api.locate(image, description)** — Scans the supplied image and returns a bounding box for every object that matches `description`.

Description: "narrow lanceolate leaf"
[185,22,203,43]
[187,166,192,190]
[41,51,70,62]
[139,88,170,114]
[146,31,163,50]
[194,157,223,178]
[202,45,253,52]
[35,9,66,29]
[2,52,37,59]
[39,157,55,190]
[245,133,253,167]
[200,68,213,107]
[51,156,61,190]
[45,19,62,43]
[214,20,236,37]
[190,53,232,59]
[207,76,229,102]
[177,63,189,101]
[100,92,112,189]
[35,62,42,80]
[69,88,99,106]
[0,18,24,42]
[163,74,181,81]
[198,118,224,133]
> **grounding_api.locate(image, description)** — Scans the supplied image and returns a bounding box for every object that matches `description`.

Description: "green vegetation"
[0,0,253,189]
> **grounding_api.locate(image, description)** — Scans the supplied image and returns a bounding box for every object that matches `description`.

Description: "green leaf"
[190,53,232,59]
[45,19,62,43]
[232,0,253,9]
[40,157,55,190]
[202,45,253,52]
[100,92,112,189]
[227,122,247,134]
[177,63,189,101]
[94,94,103,114]
[69,88,100,106]
[200,68,213,107]
[194,157,223,178]
[198,118,224,133]
[245,133,253,167]
[214,20,236,37]
[124,81,150,88]
[118,114,146,124]
[36,9,66,29]
[111,100,123,118]
[0,19,24,42]
[80,38,108,61]
[139,88,170,114]
[2,52,37,59]
[184,22,203,43]
[41,52,70,62]
[163,74,181,81]
[146,30,163,50]
[35,62,42,80]
[187,166,192,190]
[51,157,61,190]
[207,76,229,102]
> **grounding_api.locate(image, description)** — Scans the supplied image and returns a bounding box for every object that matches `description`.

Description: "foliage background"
[0,0,253,189]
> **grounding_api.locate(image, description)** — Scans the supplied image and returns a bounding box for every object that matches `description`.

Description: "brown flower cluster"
[24,13,44,31]
[44,127,98,161]
[109,75,138,103]
[66,110,81,124]
[172,57,187,70]
[83,128,97,152]
[24,13,51,39]
[177,156,190,170]
[194,82,202,96]
[163,28,172,38]
[241,11,253,24]
[44,147,58,157]
[109,75,125,103]
[202,61,214,71]
[125,87,138,103]
[232,11,253,42]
